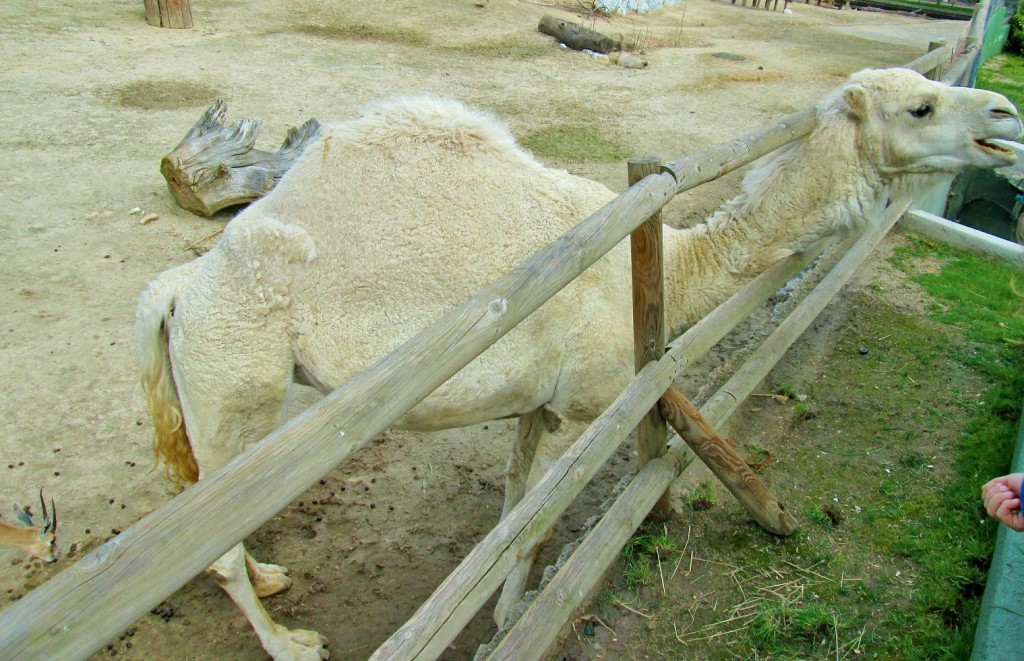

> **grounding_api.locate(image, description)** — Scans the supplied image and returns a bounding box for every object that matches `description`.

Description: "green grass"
[977,54,1024,111]
[520,123,630,163]
[293,20,430,46]
[851,0,973,18]
[612,240,1024,659]
[439,36,552,59]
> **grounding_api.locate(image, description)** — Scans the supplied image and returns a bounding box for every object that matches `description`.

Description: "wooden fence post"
[927,40,947,80]
[627,156,672,522]
[144,0,193,29]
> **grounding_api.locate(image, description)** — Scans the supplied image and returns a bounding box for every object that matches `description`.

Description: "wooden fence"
[0,28,988,661]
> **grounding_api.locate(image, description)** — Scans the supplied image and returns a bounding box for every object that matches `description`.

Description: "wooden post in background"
[144,0,193,29]
[926,40,947,80]
[628,156,672,522]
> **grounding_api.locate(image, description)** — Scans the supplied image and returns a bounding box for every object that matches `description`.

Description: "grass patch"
[977,54,1024,110]
[294,21,429,46]
[109,80,221,110]
[440,36,552,59]
[599,241,1023,659]
[520,123,630,163]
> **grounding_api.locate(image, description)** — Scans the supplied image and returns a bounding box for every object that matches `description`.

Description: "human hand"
[982,473,1024,531]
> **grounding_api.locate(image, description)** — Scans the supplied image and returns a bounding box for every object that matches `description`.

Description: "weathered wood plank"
[661,107,817,196]
[905,41,952,76]
[486,454,682,661]
[628,156,670,522]
[166,0,184,29]
[660,384,797,535]
[901,209,1024,265]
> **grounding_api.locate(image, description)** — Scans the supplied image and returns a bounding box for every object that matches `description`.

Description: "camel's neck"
[662,125,886,338]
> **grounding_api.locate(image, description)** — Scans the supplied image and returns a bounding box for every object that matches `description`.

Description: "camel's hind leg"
[168,275,327,660]
[494,409,588,628]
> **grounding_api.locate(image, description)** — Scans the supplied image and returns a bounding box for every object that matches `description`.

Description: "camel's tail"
[136,263,201,484]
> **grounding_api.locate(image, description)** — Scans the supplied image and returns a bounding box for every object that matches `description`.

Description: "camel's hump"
[325,94,527,157]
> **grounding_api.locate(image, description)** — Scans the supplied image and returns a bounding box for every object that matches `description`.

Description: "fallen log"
[538,14,616,53]
[160,101,321,216]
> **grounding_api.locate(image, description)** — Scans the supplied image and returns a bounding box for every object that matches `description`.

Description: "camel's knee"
[207,544,247,587]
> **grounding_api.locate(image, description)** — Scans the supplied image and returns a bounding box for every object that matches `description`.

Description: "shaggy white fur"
[137,68,1020,660]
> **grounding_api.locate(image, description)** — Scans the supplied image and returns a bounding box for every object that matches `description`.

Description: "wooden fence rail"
[0,37,981,661]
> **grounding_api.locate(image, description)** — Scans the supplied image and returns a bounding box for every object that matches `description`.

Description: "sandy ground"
[0,1,971,659]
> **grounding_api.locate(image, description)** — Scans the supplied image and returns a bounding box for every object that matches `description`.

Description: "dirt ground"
[0,1,972,659]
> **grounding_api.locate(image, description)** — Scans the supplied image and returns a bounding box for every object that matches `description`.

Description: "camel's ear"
[842,84,871,121]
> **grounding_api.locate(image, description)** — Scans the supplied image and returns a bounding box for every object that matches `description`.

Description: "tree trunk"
[144,0,193,29]
[538,15,616,53]
[160,101,321,217]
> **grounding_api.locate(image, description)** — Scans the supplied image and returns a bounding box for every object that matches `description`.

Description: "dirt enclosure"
[0,1,969,659]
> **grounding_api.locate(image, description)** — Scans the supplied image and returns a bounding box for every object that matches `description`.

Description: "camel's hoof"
[258,561,289,575]
[271,629,329,661]
[254,572,293,598]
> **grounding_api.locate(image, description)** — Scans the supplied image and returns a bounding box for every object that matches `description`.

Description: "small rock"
[614,52,648,69]
[139,213,159,225]
[128,207,143,216]
[858,347,869,355]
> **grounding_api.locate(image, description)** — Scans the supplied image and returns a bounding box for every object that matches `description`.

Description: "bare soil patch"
[0,1,970,659]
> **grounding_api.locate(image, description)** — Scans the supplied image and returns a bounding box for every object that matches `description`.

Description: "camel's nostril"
[990,106,1020,120]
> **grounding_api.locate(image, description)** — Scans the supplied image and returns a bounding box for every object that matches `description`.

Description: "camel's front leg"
[494,411,587,629]
[207,544,329,661]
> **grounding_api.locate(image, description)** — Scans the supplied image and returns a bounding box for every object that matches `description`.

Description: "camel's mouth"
[976,138,1018,157]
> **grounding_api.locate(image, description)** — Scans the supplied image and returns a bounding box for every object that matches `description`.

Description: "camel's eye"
[909,103,934,119]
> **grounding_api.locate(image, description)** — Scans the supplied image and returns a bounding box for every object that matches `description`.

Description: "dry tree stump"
[144,0,193,29]
[160,101,321,216]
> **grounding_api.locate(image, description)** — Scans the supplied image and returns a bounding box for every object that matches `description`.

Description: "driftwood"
[538,15,616,54]
[160,101,321,216]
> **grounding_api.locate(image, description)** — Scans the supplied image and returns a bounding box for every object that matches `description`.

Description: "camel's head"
[824,67,1022,176]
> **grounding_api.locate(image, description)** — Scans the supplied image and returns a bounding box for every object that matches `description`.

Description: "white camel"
[136,68,1020,660]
